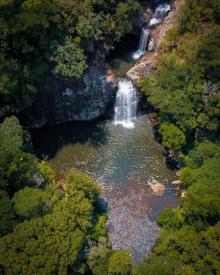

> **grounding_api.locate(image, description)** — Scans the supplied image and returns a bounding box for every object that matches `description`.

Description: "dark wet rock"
[162,148,169,156]
[165,149,179,168]
[23,66,117,128]
[135,8,152,29]
[176,161,182,169]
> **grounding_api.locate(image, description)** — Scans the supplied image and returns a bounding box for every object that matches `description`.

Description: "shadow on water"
[31,120,109,159]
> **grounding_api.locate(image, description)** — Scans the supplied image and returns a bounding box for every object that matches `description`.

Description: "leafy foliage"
[0,116,37,195]
[0,191,15,237]
[51,37,87,78]
[0,0,140,116]
[139,0,220,145]
[12,187,50,219]
[0,170,101,274]
[0,117,109,273]
[136,0,220,273]
[159,123,186,151]
[108,250,132,275]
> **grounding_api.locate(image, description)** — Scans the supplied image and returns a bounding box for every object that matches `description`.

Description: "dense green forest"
[0,0,140,117]
[0,0,220,274]
[137,0,220,273]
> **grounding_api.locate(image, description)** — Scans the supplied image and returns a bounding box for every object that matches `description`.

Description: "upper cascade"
[132,2,171,60]
[150,3,171,26]
[113,78,138,129]
[132,28,150,60]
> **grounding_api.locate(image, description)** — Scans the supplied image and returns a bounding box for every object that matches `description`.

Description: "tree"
[51,37,87,78]
[88,237,112,275]
[108,250,131,275]
[12,187,50,219]
[159,123,186,151]
[114,0,140,41]
[182,180,220,226]
[0,117,37,195]
[0,191,15,237]
[157,208,184,230]
[0,0,141,117]
[0,170,101,274]
[37,161,55,185]
[65,169,100,203]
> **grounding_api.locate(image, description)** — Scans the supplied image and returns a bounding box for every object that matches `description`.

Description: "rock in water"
[172,180,182,185]
[148,178,165,196]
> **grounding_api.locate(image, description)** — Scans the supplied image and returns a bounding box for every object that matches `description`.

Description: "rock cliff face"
[24,66,117,128]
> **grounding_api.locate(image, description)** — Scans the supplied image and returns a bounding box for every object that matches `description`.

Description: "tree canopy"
[0,0,140,117]
[137,0,220,273]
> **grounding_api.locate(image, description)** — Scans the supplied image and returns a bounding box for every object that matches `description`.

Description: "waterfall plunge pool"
[31,2,177,262]
[31,114,179,263]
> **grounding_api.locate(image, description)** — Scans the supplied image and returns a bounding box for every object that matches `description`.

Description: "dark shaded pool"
[31,114,179,262]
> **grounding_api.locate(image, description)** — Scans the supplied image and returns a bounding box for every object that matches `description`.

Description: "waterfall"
[150,3,171,27]
[114,79,138,129]
[132,28,150,60]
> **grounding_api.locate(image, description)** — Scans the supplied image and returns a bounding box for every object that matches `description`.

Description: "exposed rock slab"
[127,0,185,82]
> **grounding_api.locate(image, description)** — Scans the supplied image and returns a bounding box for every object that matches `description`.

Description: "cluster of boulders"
[148,171,184,198]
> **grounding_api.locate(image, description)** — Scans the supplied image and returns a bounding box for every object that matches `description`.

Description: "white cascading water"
[132,28,150,60]
[150,3,171,26]
[114,79,138,129]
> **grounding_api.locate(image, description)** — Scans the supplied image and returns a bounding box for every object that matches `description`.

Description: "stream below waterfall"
[31,1,179,263]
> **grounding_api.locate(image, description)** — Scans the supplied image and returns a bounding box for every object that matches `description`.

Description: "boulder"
[181,190,186,198]
[172,180,182,185]
[148,38,155,51]
[176,170,181,177]
[148,178,165,196]
[149,112,158,127]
